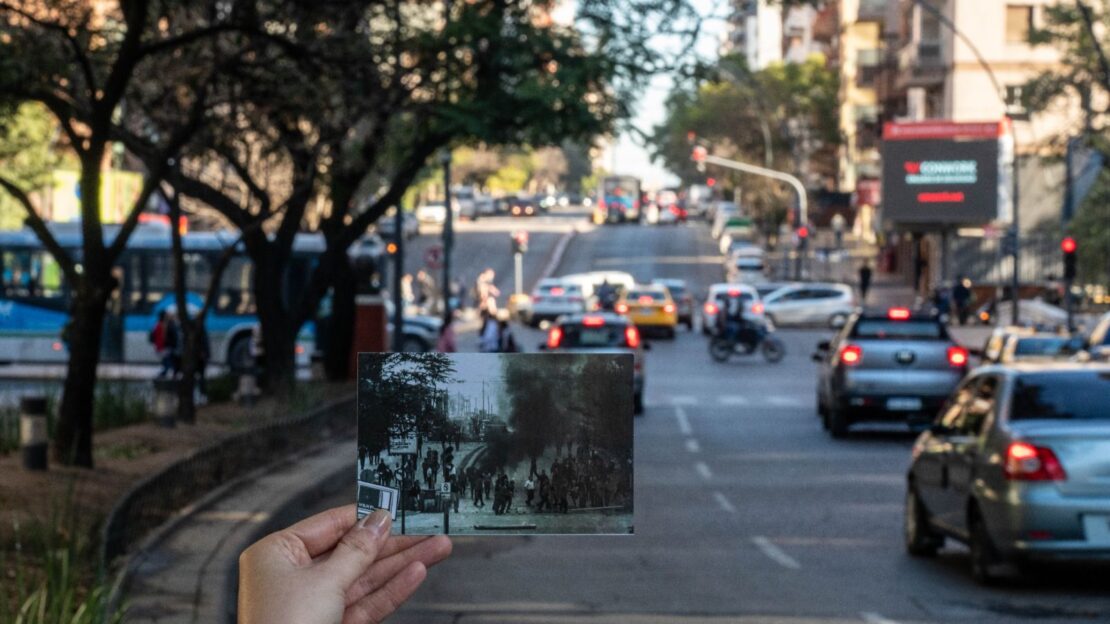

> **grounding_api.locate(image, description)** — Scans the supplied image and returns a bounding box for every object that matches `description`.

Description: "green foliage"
[1069,168,1110,286]
[0,103,59,229]
[358,354,458,454]
[204,374,237,405]
[91,384,148,432]
[1,493,125,624]
[1025,2,1109,131]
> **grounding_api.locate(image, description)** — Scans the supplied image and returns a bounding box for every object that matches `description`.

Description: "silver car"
[762,282,856,328]
[906,363,1110,583]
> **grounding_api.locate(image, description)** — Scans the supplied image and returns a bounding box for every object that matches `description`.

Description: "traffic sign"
[424,245,444,269]
[440,482,452,494]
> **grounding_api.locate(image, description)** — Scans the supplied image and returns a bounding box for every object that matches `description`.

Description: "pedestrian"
[524,477,535,506]
[163,309,181,378]
[472,473,485,508]
[195,319,211,404]
[478,309,499,352]
[436,314,457,352]
[151,309,170,377]
[497,312,519,353]
[952,277,973,326]
[537,470,550,512]
[858,262,873,303]
[483,471,492,499]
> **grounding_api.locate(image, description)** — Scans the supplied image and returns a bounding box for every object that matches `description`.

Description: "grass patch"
[94,441,156,462]
[91,383,148,431]
[204,374,237,404]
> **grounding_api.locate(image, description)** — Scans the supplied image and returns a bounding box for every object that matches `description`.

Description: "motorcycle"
[708,319,785,364]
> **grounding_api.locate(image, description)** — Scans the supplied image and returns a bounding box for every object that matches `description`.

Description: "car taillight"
[704,302,719,315]
[625,325,641,348]
[615,303,629,314]
[532,295,544,303]
[551,287,565,296]
[888,307,911,320]
[581,315,605,327]
[663,303,676,314]
[638,296,654,304]
[947,346,969,367]
[1004,442,1067,481]
[839,344,862,366]
[751,302,764,314]
[547,327,563,349]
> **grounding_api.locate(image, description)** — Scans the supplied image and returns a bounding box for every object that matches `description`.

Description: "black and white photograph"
[357,352,634,535]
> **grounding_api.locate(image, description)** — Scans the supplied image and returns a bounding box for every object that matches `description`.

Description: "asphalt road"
[313,219,1110,624]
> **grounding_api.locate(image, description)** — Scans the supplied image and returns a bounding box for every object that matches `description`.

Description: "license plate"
[887,398,923,411]
[1082,515,1110,544]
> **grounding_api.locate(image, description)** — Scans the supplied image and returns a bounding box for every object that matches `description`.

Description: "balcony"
[858,0,888,21]
[896,39,946,89]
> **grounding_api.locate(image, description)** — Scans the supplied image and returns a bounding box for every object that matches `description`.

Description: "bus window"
[216,256,255,315]
[1,250,66,308]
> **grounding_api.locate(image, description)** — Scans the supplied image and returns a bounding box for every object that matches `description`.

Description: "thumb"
[323,510,392,588]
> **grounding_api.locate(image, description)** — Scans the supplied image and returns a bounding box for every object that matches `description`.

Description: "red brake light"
[615,303,629,314]
[727,288,741,297]
[704,302,719,316]
[547,327,563,349]
[888,307,911,320]
[637,295,653,304]
[947,346,969,367]
[625,325,641,348]
[839,344,862,366]
[582,315,605,327]
[1004,442,1067,481]
[663,303,676,314]
[550,287,565,296]
[751,302,764,314]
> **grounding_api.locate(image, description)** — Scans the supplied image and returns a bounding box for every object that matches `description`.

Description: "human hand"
[238,505,452,624]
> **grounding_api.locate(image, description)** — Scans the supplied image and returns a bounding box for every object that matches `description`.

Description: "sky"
[601,0,727,190]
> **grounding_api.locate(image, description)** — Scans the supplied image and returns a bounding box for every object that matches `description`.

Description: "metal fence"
[100,394,355,566]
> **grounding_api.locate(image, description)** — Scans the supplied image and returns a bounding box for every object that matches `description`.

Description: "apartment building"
[722,1,828,70]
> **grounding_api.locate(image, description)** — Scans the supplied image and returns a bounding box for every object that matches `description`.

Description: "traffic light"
[796,226,809,240]
[386,242,398,255]
[511,230,529,254]
[706,177,716,187]
[1062,236,1077,280]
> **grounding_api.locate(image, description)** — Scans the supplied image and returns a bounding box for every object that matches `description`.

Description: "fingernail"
[360,509,391,535]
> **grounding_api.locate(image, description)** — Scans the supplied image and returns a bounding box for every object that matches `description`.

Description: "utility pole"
[391,208,405,352]
[441,148,453,322]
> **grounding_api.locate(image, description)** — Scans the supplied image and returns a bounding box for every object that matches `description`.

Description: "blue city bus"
[0,222,321,369]
[596,175,642,224]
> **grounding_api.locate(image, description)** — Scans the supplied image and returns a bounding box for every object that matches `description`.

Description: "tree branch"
[1077,2,1110,97]
[0,2,98,98]
[0,175,80,284]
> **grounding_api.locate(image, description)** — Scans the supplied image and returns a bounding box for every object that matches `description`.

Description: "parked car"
[905,363,1110,583]
[761,283,855,328]
[415,203,448,225]
[539,312,650,414]
[475,197,497,216]
[813,307,969,437]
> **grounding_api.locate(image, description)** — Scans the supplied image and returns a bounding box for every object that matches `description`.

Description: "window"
[959,376,999,436]
[1011,372,1110,421]
[0,249,67,310]
[852,320,945,340]
[1005,5,1033,44]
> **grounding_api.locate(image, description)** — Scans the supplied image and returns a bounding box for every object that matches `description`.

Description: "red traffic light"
[1061,236,1077,254]
[691,145,707,162]
[797,226,809,239]
[706,177,716,187]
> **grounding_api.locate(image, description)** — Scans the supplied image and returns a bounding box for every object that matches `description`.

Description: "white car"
[727,255,768,285]
[761,282,856,328]
[562,270,635,301]
[525,279,589,326]
[700,282,765,334]
[415,203,447,224]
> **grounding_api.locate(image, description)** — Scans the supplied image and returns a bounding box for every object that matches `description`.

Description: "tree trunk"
[53,286,108,467]
[323,258,356,380]
[253,260,297,393]
[176,323,199,423]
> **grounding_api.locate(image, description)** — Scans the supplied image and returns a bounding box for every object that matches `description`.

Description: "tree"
[0,1,270,466]
[0,103,59,229]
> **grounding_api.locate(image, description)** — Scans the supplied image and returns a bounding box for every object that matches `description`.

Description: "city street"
[315,217,1108,624]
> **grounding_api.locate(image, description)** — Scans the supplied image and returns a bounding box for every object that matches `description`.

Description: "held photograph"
[356,352,634,535]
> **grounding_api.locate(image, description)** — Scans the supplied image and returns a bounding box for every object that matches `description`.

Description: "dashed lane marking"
[766,396,803,407]
[670,395,698,406]
[751,536,801,570]
[717,395,750,406]
[861,612,902,624]
[685,438,701,453]
[713,491,736,514]
[695,461,713,480]
[674,405,692,436]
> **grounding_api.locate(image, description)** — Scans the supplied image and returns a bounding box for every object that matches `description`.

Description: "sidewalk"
[122,439,350,624]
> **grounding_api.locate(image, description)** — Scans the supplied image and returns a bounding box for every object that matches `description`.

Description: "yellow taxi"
[615,283,678,338]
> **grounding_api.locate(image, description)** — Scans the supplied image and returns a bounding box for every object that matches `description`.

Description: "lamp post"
[440,149,453,322]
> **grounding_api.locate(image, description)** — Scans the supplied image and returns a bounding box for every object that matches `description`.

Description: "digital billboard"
[881,121,1013,227]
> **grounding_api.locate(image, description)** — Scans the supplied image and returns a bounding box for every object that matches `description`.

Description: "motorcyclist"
[719,294,751,346]
[596,279,618,311]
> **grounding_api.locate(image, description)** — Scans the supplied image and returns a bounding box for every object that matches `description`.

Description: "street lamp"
[440,148,453,322]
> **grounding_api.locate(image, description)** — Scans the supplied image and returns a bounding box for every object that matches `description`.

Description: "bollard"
[236,371,260,407]
[151,378,178,428]
[20,396,49,471]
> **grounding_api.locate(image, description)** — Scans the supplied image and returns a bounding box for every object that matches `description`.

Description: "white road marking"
[685,438,701,453]
[674,405,692,436]
[670,395,698,406]
[713,491,736,514]
[695,461,713,480]
[861,612,902,624]
[718,395,750,406]
[751,536,801,570]
[766,396,803,407]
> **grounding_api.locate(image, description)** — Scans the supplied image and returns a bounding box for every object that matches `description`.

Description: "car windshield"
[714,292,753,303]
[1011,372,1110,421]
[560,323,628,347]
[1013,337,1071,357]
[628,291,664,301]
[852,319,945,340]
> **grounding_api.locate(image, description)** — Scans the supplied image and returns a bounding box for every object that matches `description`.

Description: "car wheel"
[969,509,1006,585]
[227,333,254,372]
[400,335,428,353]
[905,487,943,557]
[634,391,644,415]
[828,405,851,438]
